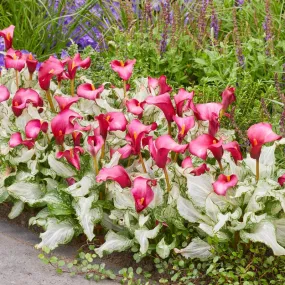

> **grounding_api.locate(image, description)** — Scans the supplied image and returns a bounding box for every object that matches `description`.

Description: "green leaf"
[48,154,75,178]
[73,195,102,241]
[8,200,24,219]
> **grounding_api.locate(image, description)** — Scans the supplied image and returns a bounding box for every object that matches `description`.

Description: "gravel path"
[0,219,118,285]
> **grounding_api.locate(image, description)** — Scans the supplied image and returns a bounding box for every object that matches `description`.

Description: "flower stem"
[58,81,61,89]
[93,155,99,175]
[123,80,127,99]
[46,89,56,112]
[29,72,33,81]
[168,122,172,136]
[218,160,223,171]
[100,142,105,160]
[15,70,19,89]
[138,152,147,173]
[256,158,259,182]
[70,79,75,97]
[163,166,171,192]
[173,152,178,163]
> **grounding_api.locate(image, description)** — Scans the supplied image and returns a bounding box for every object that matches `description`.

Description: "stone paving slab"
[0,219,118,285]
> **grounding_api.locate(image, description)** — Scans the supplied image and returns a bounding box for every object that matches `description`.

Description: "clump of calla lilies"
[1,25,285,260]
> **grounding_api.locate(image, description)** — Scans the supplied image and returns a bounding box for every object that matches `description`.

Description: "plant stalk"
[15,70,19,89]
[138,152,147,173]
[123,80,127,99]
[46,89,56,112]
[163,166,171,192]
[168,122,172,136]
[173,152,178,163]
[100,142,105,160]
[70,79,75,96]
[218,160,223,171]
[256,158,259,182]
[93,155,99,175]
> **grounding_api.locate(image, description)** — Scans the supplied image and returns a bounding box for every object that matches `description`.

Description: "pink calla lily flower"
[148,135,188,168]
[213,174,238,196]
[110,59,136,81]
[148,75,172,95]
[126,99,146,118]
[0,25,15,50]
[66,54,91,80]
[72,131,82,146]
[172,115,195,142]
[25,119,48,139]
[9,132,34,149]
[66,177,76,186]
[77,83,104,100]
[223,141,243,164]
[174,89,194,116]
[5,49,26,71]
[96,112,128,140]
[26,53,38,76]
[0,85,10,102]
[111,144,134,159]
[54,95,79,111]
[87,133,104,157]
[189,134,224,163]
[12,88,43,117]
[51,109,83,145]
[221,87,236,116]
[145,93,176,123]
[191,102,222,121]
[131,177,156,212]
[56,146,84,170]
[181,157,210,176]
[247,122,282,160]
[278,174,285,186]
[126,119,157,155]
[38,56,64,90]
[96,165,131,188]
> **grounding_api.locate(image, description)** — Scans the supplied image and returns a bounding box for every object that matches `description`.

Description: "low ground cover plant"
[2,24,285,283]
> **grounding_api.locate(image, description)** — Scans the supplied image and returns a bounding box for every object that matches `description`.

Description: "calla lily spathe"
[247,122,281,160]
[96,165,131,188]
[189,134,223,162]
[0,85,10,102]
[25,119,48,139]
[174,88,194,117]
[96,112,128,140]
[172,115,195,142]
[147,135,188,168]
[12,88,43,117]
[38,56,64,90]
[5,49,26,71]
[223,141,243,164]
[26,53,38,76]
[54,95,79,111]
[66,54,91,80]
[221,87,236,115]
[56,146,84,170]
[181,157,210,176]
[131,177,156,212]
[213,174,238,196]
[0,25,15,50]
[110,59,136,81]
[9,132,34,149]
[87,132,104,157]
[148,75,172,95]
[126,99,145,118]
[278,174,285,187]
[145,93,176,123]
[77,83,104,100]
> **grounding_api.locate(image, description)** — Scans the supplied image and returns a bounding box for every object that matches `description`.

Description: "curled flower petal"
[148,75,172,95]
[247,123,281,159]
[12,88,43,117]
[174,88,194,116]
[9,132,34,149]
[145,93,176,122]
[67,54,91,79]
[25,119,48,139]
[5,49,26,71]
[96,165,131,188]
[131,177,156,212]
[110,144,133,159]
[111,59,136,81]
[26,53,38,74]
[126,99,145,118]
[0,85,10,102]
[278,174,285,187]
[87,133,104,157]
[173,115,195,142]
[223,141,243,164]
[221,87,236,112]
[56,146,84,170]
[213,174,238,196]
[0,25,15,50]
[54,95,79,111]
[77,83,104,100]
[189,134,223,161]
